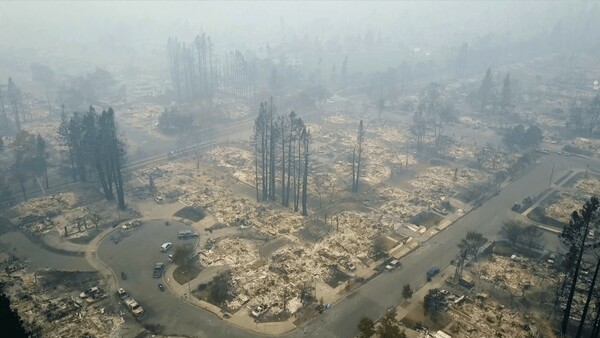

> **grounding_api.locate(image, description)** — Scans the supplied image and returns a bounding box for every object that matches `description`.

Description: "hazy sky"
[0,1,590,81]
[0,1,576,49]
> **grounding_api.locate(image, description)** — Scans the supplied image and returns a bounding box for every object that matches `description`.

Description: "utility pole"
[549,163,555,187]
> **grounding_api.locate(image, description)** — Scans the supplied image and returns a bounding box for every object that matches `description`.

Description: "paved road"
[96,219,256,337]
[287,154,595,338]
[0,231,93,271]
[97,220,193,316]
[1,152,593,337]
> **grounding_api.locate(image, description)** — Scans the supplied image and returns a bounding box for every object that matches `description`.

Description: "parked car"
[251,305,268,318]
[154,196,164,203]
[153,262,165,278]
[427,266,440,281]
[160,242,173,252]
[117,288,129,300]
[178,230,199,239]
[80,286,100,298]
[124,297,144,317]
[385,260,400,270]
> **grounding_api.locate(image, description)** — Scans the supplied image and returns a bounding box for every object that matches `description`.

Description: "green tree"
[11,131,37,200]
[102,108,126,209]
[57,109,76,182]
[522,125,543,148]
[577,254,600,338]
[522,225,544,251]
[586,95,600,136]
[7,77,25,131]
[402,284,413,299]
[357,316,375,337]
[0,173,12,205]
[560,197,599,334]
[35,134,49,189]
[499,220,525,246]
[423,289,446,322]
[377,310,406,338]
[458,231,487,259]
[208,270,234,306]
[0,86,9,132]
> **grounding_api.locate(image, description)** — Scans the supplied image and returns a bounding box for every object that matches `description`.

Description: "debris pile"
[202,237,261,267]
[446,143,476,161]
[14,193,76,235]
[378,187,428,220]
[574,177,600,196]
[136,162,196,200]
[459,117,485,129]
[476,255,549,293]
[0,268,125,337]
[15,193,76,220]
[448,296,543,337]
[371,125,411,144]
[199,212,381,316]
[206,146,255,184]
[545,191,587,224]
[22,121,61,147]
[410,167,488,203]
[324,115,356,124]
[572,137,600,153]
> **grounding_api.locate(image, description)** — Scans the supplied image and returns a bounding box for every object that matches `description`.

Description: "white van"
[160,242,173,252]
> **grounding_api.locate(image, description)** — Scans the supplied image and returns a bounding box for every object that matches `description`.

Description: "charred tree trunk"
[294,128,302,212]
[0,88,8,131]
[7,77,22,131]
[285,112,295,207]
[351,149,356,192]
[281,116,286,205]
[562,197,599,334]
[269,98,276,201]
[355,120,364,192]
[254,133,259,202]
[576,256,600,338]
[301,128,309,216]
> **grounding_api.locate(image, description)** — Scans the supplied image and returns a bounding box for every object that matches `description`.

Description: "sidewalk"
[162,263,297,335]
[393,265,456,322]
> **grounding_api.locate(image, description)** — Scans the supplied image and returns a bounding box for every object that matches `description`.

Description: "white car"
[160,242,173,252]
[80,286,100,298]
[385,260,400,270]
[251,305,268,318]
[117,288,129,300]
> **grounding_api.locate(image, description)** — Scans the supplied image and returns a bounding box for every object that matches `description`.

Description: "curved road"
[92,153,594,337]
[0,152,593,337]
